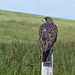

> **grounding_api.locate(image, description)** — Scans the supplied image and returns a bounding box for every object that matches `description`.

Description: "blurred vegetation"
[0,10,75,75]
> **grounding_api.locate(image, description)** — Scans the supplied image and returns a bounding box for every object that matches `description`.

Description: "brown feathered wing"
[39,23,58,52]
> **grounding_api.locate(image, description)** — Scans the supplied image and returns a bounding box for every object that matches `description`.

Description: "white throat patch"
[42,19,46,23]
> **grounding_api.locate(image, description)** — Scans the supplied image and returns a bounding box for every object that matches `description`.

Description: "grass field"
[0,10,75,75]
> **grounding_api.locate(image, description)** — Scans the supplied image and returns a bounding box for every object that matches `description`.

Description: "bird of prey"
[39,17,58,63]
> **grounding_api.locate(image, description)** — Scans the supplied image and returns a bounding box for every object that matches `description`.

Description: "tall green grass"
[0,10,75,75]
[0,41,41,75]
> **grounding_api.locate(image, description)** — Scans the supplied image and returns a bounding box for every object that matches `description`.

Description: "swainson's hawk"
[39,17,58,63]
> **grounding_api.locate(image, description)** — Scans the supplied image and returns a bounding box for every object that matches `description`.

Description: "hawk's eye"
[45,18,47,20]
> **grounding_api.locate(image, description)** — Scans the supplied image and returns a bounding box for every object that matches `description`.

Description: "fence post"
[41,50,53,75]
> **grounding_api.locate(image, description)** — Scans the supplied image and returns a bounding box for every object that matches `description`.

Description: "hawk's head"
[42,17,54,24]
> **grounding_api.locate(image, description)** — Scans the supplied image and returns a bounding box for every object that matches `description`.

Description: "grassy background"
[0,10,75,75]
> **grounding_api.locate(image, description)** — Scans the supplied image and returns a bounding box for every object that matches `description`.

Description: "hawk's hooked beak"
[42,19,46,23]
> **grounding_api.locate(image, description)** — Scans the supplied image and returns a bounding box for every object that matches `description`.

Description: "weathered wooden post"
[41,50,53,75]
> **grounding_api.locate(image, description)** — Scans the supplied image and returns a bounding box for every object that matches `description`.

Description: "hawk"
[39,17,58,63]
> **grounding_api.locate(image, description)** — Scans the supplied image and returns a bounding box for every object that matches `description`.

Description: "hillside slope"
[0,10,75,42]
[0,10,75,75]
